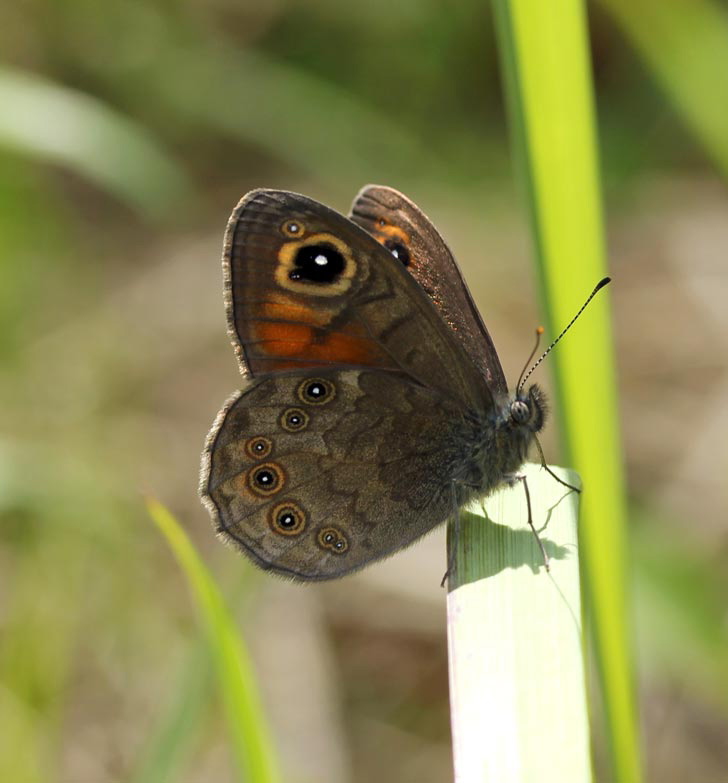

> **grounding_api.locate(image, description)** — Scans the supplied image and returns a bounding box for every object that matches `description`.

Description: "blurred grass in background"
[1,1,727,781]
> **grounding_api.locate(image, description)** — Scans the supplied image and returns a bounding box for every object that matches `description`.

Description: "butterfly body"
[200,187,546,580]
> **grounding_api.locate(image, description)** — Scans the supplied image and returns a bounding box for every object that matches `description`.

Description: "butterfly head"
[509,383,547,434]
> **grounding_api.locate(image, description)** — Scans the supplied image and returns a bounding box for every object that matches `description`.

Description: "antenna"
[516,326,544,391]
[517,276,611,394]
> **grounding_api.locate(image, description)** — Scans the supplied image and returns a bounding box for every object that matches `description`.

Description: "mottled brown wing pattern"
[200,369,464,580]
[349,184,508,396]
[223,189,486,409]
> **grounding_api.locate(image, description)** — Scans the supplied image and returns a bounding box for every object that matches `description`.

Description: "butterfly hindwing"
[201,368,463,580]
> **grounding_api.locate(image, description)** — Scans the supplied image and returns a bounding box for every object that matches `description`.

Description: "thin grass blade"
[147,498,281,783]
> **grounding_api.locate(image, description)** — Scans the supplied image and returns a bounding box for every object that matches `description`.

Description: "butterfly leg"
[441,481,462,588]
[533,437,581,494]
[508,473,550,572]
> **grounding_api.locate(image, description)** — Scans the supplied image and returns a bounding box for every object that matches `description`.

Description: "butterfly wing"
[349,184,508,396]
[223,189,486,409]
[201,368,463,580]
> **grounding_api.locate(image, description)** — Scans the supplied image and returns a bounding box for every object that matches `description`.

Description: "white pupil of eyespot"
[315,254,327,265]
[391,248,399,258]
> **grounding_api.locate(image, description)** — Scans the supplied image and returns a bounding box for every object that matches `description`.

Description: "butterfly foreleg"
[441,480,463,588]
[505,472,550,572]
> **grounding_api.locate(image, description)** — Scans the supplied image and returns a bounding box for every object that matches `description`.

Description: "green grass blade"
[447,464,590,782]
[490,2,641,781]
[0,67,193,218]
[600,0,728,179]
[147,498,281,783]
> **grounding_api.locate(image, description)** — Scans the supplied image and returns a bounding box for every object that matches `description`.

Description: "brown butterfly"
[200,186,602,581]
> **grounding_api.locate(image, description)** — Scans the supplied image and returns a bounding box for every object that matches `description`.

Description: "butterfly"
[199,186,602,581]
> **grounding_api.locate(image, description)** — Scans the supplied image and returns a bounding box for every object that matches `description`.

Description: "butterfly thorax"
[454,383,547,497]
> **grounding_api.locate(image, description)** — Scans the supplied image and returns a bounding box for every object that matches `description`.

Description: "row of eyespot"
[243,376,347,552]
[244,376,338,492]
[258,500,348,553]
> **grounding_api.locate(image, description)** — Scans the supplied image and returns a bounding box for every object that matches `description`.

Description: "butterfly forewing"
[223,189,486,409]
[349,184,508,397]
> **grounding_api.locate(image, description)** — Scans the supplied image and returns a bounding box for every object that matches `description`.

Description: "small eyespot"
[270,502,306,536]
[245,436,273,459]
[317,526,348,554]
[297,378,335,405]
[279,407,309,432]
[511,400,530,425]
[281,219,303,237]
[247,462,285,496]
[378,218,387,227]
[384,238,411,267]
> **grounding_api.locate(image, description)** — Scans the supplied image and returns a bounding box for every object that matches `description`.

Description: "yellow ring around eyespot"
[244,436,273,460]
[281,219,304,238]
[279,407,310,432]
[275,233,358,297]
[247,462,285,497]
[269,501,307,536]
[317,526,348,553]
[296,378,336,406]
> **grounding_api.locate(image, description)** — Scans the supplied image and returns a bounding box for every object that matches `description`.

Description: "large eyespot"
[280,407,309,432]
[245,436,272,459]
[270,501,306,536]
[510,400,529,424]
[281,219,303,237]
[297,378,335,406]
[384,238,411,267]
[276,233,356,297]
[247,462,285,497]
[288,243,346,285]
[317,526,348,554]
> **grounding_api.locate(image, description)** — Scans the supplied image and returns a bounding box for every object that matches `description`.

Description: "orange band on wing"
[253,320,385,365]
[261,294,331,326]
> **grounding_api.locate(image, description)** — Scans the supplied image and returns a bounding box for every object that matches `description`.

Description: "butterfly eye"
[384,239,411,267]
[511,400,530,424]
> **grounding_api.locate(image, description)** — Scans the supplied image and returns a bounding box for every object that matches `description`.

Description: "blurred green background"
[1,1,727,781]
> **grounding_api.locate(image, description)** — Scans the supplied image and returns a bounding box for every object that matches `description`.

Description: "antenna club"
[537,326,544,335]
